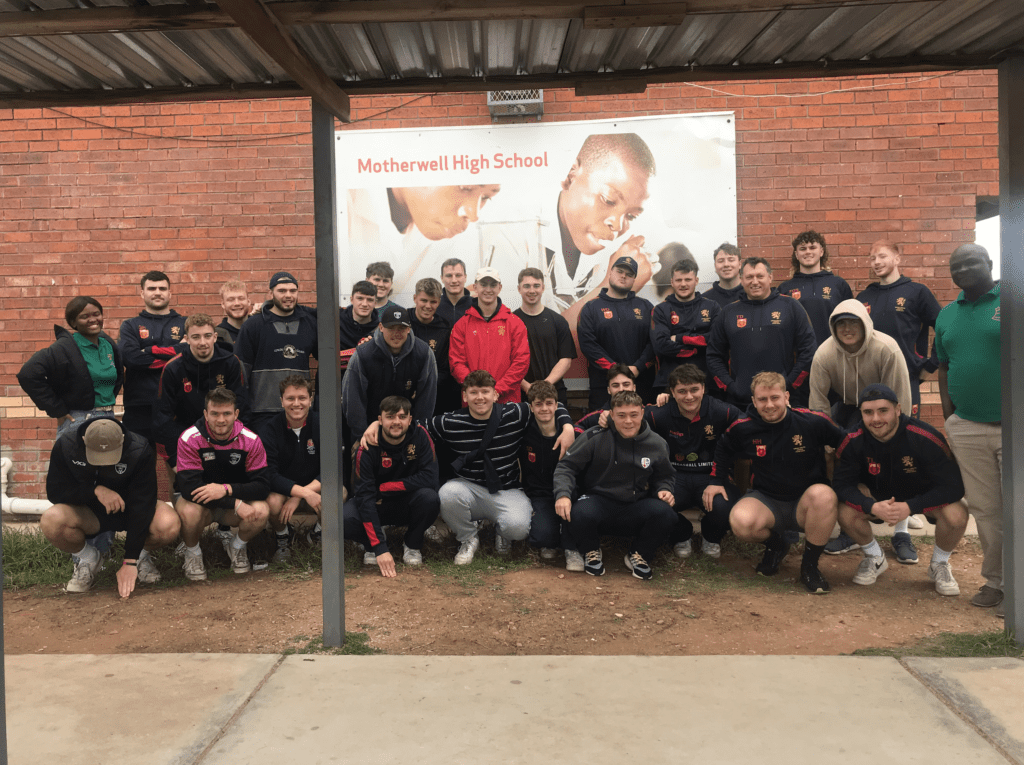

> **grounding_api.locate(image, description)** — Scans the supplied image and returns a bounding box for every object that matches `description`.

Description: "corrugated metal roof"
[0,0,1021,111]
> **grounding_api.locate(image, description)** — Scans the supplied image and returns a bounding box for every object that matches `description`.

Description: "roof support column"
[999,54,1024,645]
[311,100,346,647]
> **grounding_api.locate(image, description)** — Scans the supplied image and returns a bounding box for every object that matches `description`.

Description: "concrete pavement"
[5,653,1022,765]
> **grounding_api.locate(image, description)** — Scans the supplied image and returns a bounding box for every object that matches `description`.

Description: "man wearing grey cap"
[343,306,437,444]
[449,267,531,404]
[235,271,319,434]
[832,384,968,596]
[40,417,180,597]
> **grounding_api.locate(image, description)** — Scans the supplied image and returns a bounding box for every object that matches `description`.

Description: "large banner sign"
[336,112,737,315]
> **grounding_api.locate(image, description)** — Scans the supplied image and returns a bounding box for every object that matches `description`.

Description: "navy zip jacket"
[833,414,964,516]
[234,302,318,415]
[857,277,941,378]
[46,418,156,560]
[704,281,744,309]
[650,293,721,386]
[519,419,561,499]
[646,395,742,474]
[578,288,656,389]
[342,328,437,438]
[338,305,377,376]
[437,291,473,326]
[778,271,854,346]
[118,310,187,409]
[18,326,123,419]
[154,344,248,465]
[706,289,817,402]
[410,313,452,383]
[260,411,321,497]
[352,423,439,555]
[711,406,844,502]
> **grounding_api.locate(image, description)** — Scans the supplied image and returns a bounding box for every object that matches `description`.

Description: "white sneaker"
[673,540,693,559]
[454,535,480,565]
[929,560,960,596]
[136,551,161,584]
[539,547,559,561]
[852,553,889,585]
[565,549,585,573]
[403,544,423,566]
[363,551,377,566]
[424,521,450,542]
[228,543,251,574]
[66,550,102,593]
[494,534,512,555]
[907,514,925,530]
[174,541,187,558]
[214,526,234,543]
[702,539,722,559]
[183,549,207,581]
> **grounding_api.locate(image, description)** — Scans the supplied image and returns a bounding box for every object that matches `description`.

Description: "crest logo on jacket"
[307,439,316,455]
[902,456,916,473]
[602,309,613,319]
[171,326,181,340]
[429,339,437,349]
[640,457,651,468]
[701,309,710,321]
[216,374,225,387]
[183,378,192,393]
[756,444,767,457]
[896,297,906,312]
[868,459,881,475]
[671,313,679,325]
[736,315,747,328]
[993,306,1001,322]
[633,308,642,320]
[792,435,805,453]
[498,326,505,336]
[281,345,299,359]
[790,290,801,300]
[229,453,241,465]
[115,463,127,475]
[527,447,536,463]
[822,287,831,298]
[138,325,150,339]
[381,456,392,468]
[771,311,782,325]
[407,444,416,459]
[863,302,872,314]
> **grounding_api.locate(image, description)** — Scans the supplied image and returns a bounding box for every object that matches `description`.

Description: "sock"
[230,534,247,551]
[861,540,882,558]
[74,542,99,563]
[802,542,825,570]
[138,549,151,561]
[186,542,201,555]
[894,518,910,534]
[931,546,952,565]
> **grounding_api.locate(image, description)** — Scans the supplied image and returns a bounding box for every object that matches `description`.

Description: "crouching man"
[833,384,968,595]
[344,396,440,577]
[553,391,677,580]
[41,418,179,597]
[175,388,270,580]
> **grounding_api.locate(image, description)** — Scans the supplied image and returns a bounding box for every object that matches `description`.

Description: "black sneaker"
[892,532,919,564]
[624,552,653,580]
[306,526,322,545]
[800,565,831,594]
[756,538,791,577]
[584,550,605,577]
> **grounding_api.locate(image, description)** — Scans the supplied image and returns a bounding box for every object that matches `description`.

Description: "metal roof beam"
[215,0,350,121]
[0,0,939,38]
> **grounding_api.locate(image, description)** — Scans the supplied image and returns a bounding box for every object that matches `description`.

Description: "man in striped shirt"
[429,370,575,565]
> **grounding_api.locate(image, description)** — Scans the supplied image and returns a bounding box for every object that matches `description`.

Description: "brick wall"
[0,71,999,499]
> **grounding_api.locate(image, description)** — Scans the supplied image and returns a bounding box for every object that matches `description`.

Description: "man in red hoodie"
[449,267,531,403]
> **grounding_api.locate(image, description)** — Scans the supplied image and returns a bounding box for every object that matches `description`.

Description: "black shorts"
[868,512,937,526]
[82,503,134,535]
[746,490,802,533]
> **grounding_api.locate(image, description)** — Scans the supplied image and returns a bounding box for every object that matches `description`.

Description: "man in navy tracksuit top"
[338,280,378,380]
[706,371,844,594]
[344,395,440,577]
[409,277,456,415]
[703,243,745,309]
[341,307,437,444]
[706,257,817,409]
[778,230,854,348]
[651,257,721,388]
[154,313,248,468]
[118,270,187,444]
[520,381,583,572]
[856,240,941,417]
[646,364,742,560]
[578,255,656,410]
[234,271,319,435]
[832,384,968,596]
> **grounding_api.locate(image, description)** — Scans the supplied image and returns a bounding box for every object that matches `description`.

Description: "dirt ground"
[2,537,1002,656]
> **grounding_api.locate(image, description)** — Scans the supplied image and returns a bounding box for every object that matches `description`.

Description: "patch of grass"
[2,526,70,590]
[851,631,1024,659]
[282,632,382,656]
[653,538,802,596]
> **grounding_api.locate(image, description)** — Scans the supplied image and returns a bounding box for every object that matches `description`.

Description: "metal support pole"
[311,100,346,647]
[1,535,8,764]
[999,55,1024,645]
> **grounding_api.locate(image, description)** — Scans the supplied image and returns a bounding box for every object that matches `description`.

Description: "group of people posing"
[17,233,1006,619]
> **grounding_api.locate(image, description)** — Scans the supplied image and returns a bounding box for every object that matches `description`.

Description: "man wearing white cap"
[449,267,531,404]
[40,417,180,597]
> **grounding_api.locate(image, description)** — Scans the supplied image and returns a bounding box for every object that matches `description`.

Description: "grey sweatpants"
[439,478,532,543]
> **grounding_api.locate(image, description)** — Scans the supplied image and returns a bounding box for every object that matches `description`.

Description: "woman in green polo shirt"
[18,296,124,439]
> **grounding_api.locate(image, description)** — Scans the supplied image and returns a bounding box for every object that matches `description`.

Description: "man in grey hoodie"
[811,299,917,562]
[553,390,676,580]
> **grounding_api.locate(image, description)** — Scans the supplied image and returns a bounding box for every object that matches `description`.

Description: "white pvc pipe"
[1,457,51,515]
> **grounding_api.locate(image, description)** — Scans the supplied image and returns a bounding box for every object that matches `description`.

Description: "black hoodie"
[154,344,248,465]
[651,292,721,386]
[704,281,744,309]
[577,288,656,390]
[778,270,854,346]
[856,276,941,378]
[234,301,318,415]
[18,325,123,419]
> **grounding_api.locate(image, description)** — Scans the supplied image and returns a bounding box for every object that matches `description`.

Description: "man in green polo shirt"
[935,243,1003,617]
